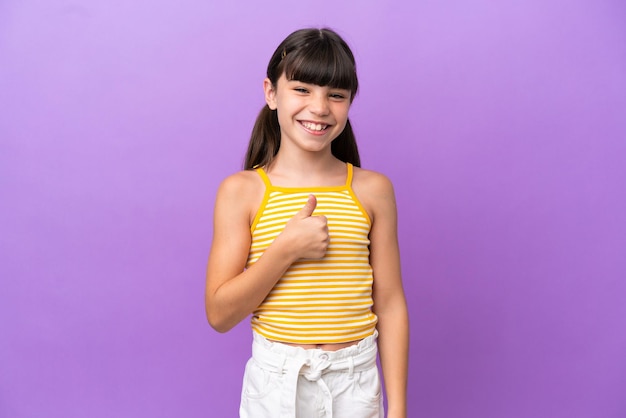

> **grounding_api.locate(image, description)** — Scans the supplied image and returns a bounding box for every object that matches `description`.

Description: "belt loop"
[347,356,355,379]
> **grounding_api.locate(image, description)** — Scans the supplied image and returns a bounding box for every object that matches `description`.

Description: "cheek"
[276,96,302,113]
[333,105,350,124]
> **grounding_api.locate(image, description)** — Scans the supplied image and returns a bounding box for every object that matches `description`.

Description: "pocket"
[242,358,282,400]
[354,366,382,403]
[240,359,285,418]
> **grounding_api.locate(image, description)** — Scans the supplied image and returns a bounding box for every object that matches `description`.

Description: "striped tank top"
[247,163,378,344]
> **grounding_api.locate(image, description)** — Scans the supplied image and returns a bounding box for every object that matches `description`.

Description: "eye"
[329,92,349,101]
[294,87,309,94]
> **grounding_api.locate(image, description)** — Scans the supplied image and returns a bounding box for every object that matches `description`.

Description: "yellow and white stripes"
[247,164,378,344]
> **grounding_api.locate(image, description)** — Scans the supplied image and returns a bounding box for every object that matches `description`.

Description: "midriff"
[271,339,361,351]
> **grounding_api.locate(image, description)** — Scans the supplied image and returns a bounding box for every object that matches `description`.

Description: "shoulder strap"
[345,163,354,187]
[255,167,273,188]
[250,168,273,233]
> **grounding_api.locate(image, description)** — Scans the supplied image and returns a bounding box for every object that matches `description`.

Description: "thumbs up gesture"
[280,195,330,260]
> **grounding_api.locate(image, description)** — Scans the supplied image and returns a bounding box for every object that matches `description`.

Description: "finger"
[295,194,317,218]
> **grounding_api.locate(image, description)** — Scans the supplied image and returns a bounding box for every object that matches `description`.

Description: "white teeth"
[301,122,327,131]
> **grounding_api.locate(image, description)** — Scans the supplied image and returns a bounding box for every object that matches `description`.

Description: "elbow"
[205,307,237,333]
[205,287,245,333]
[205,292,230,332]
[208,317,234,334]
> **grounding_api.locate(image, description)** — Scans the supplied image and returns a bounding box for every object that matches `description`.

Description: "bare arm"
[356,170,409,418]
[205,172,329,332]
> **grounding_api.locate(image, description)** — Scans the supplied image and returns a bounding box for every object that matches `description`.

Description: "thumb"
[296,194,317,218]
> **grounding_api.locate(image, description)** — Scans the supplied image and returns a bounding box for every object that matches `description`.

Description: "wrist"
[386,408,407,418]
[268,233,300,264]
[385,399,407,418]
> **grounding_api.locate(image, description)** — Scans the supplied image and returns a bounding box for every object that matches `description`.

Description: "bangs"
[282,40,357,94]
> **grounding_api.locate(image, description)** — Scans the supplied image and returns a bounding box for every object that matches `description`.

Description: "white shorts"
[239,331,383,418]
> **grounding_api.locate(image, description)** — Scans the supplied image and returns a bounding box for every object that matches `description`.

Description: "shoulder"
[352,167,395,199]
[217,169,263,196]
[214,170,265,224]
[351,167,397,222]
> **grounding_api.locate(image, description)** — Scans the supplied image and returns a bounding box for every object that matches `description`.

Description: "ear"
[263,78,277,110]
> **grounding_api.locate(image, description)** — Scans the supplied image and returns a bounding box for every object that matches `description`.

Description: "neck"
[266,150,346,187]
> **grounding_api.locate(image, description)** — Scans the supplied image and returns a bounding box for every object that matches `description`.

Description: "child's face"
[264,74,351,155]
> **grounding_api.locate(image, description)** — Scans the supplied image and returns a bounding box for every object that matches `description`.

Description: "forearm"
[377,301,409,417]
[206,237,298,332]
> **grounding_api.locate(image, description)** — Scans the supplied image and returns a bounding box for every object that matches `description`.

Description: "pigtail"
[331,119,360,167]
[244,105,281,170]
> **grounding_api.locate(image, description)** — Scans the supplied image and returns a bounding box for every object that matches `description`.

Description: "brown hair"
[244,28,361,169]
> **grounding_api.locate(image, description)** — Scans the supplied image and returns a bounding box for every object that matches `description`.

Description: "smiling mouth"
[299,121,329,132]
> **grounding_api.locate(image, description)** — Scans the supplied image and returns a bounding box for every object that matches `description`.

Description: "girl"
[205,28,409,418]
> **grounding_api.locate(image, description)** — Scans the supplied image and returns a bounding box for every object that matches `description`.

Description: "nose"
[309,92,330,116]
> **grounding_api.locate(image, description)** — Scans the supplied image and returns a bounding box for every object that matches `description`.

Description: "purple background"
[1,0,625,417]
